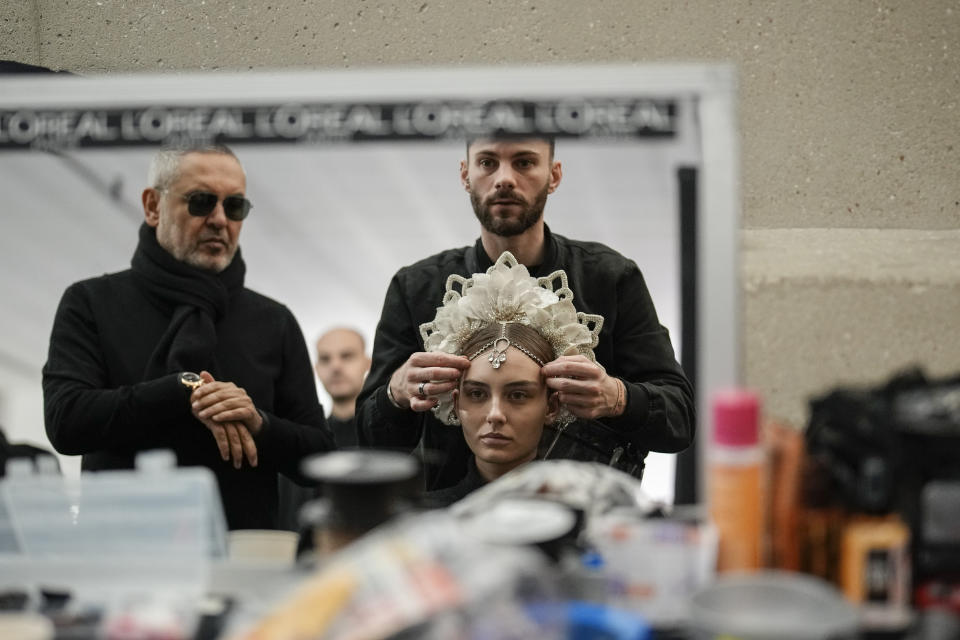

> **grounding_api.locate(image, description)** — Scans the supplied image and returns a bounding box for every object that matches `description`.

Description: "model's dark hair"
[459,322,554,367]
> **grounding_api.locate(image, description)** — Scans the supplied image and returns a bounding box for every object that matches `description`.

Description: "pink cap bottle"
[713,389,760,447]
[709,388,764,572]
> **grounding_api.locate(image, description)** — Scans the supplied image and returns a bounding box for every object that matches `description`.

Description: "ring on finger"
[418,381,427,397]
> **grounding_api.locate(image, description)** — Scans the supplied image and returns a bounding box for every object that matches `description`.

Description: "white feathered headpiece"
[419,251,604,425]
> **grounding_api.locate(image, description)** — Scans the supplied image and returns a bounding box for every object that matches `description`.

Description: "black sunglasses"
[179,191,253,221]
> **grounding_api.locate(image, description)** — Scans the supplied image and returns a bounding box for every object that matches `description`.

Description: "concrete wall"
[0,0,38,64]
[4,0,959,429]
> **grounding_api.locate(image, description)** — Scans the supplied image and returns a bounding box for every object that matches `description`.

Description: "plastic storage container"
[0,450,228,601]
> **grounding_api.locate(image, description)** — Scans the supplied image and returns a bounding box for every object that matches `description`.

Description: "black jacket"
[356,227,695,491]
[43,270,333,530]
[421,456,488,509]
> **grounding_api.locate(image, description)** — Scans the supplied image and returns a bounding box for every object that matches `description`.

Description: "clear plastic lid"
[461,498,577,546]
[689,570,859,639]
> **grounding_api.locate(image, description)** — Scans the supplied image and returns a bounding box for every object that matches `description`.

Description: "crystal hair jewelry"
[419,251,604,426]
[467,321,547,369]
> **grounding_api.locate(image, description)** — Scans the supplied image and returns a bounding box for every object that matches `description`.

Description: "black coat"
[43,270,333,530]
[421,456,488,509]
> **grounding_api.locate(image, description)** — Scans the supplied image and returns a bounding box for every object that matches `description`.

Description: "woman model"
[420,251,603,507]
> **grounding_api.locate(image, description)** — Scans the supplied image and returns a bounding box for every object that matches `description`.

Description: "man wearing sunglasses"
[43,144,334,531]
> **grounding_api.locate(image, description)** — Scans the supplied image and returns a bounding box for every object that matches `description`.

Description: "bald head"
[315,328,370,407]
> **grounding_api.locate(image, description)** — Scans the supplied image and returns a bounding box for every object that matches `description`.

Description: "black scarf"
[130,223,245,378]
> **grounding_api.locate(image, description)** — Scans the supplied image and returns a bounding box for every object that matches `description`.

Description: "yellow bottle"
[839,513,911,630]
[708,389,764,573]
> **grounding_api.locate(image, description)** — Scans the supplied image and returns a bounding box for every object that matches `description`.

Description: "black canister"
[299,450,421,556]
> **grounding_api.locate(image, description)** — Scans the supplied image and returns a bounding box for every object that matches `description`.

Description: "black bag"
[806,367,960,580]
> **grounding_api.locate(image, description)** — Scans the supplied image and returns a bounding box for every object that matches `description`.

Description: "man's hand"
[388,352,470,412]
[541,355,626,420]
[191,371,262,468]
[198,417,258,469]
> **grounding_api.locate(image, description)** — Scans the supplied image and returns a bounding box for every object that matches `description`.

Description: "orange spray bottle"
[708,389,764,573]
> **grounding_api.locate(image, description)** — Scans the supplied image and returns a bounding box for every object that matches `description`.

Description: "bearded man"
[356,136,694,491]
[43,144,333,530]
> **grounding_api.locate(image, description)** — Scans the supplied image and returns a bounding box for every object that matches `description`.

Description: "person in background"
[276,327,370,531]
[314,327,371,448]
[357,135,694,491]
[42,143,333,530]
[421,252,598,507]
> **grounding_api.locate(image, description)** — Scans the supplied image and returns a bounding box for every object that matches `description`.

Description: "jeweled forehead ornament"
[488,334,509,369]
[467,321,546,369]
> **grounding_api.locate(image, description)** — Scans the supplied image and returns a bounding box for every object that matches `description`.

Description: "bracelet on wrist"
[613,378,625,417]
[386,383,402,409]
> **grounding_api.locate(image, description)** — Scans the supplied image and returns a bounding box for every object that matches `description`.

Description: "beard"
[470,182,550,237]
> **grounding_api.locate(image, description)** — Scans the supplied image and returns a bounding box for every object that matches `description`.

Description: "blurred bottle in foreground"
[708,389,764,573]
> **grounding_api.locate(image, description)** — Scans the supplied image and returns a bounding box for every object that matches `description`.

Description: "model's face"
[456,345,558,477]
[461,139,562,237]
[144,152,246,273]
[314,329,370,402]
